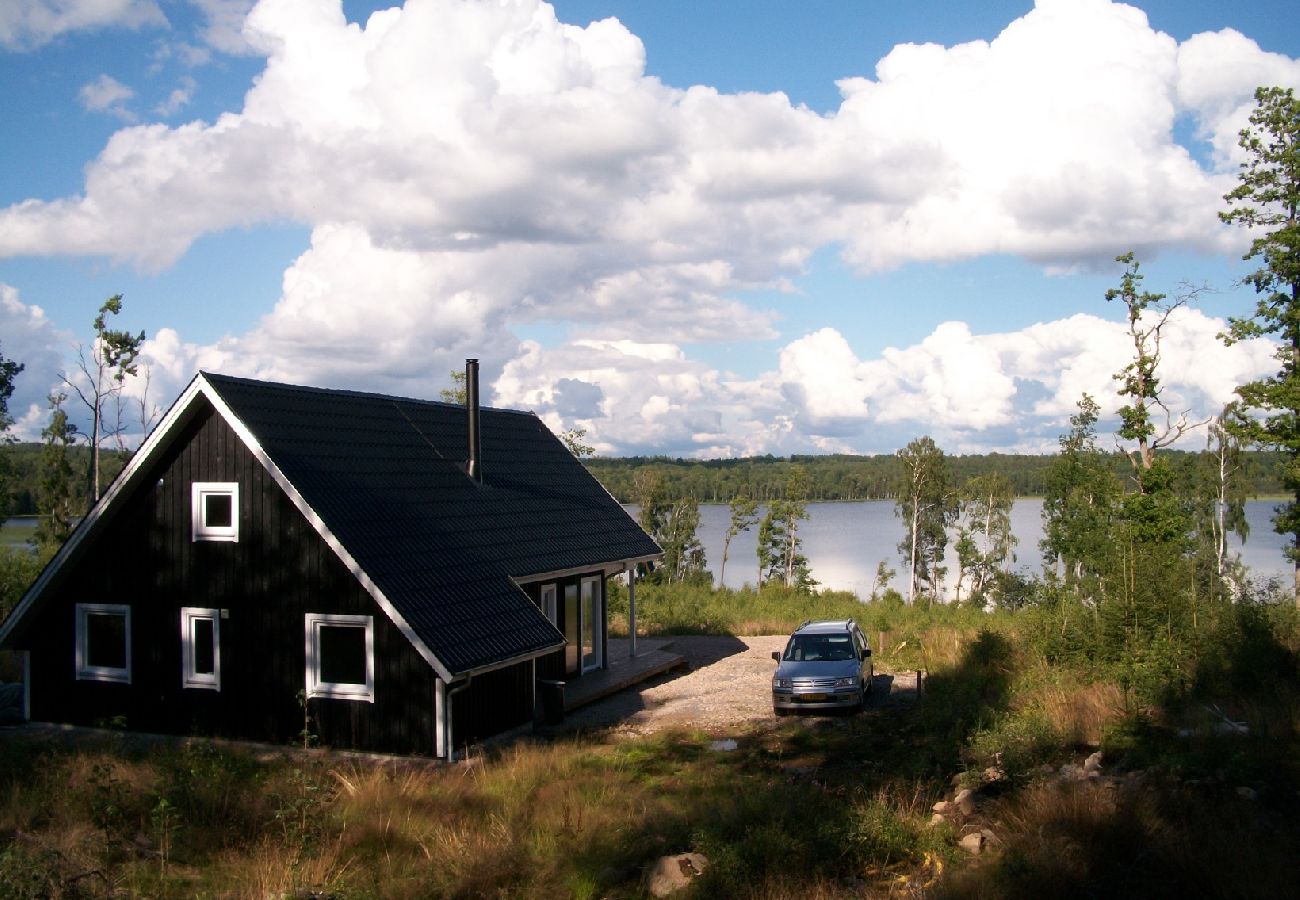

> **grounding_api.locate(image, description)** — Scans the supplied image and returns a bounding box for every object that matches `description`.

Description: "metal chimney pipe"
[466,358,482,483]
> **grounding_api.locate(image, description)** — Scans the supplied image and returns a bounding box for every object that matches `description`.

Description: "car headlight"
[773,676,792,689]
[833,677,856,688]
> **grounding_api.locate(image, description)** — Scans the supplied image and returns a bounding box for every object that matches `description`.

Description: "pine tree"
[1218,86,1300,605]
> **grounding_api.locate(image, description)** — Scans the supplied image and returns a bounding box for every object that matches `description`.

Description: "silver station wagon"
[771,619,873,715]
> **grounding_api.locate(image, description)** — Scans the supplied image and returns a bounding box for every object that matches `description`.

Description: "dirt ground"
[559,635,918,737]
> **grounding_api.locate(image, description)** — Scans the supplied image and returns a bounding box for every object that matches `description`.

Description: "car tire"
[774,706,789,718]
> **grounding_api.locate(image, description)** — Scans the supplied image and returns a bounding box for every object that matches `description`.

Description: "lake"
[656,500,1292,596]
[7,502,1291,598]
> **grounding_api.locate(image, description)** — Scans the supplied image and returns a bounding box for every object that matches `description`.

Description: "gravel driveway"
[561,635,917,736]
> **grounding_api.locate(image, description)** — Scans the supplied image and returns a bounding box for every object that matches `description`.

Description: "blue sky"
[1,0,1298,456]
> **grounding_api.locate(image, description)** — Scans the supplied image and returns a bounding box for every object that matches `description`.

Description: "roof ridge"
[200,370,538,418]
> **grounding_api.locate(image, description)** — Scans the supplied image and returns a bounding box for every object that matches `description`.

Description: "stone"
[1084,751,1103,773]
[959,832,984,855]
[953,788,976,816]
[645,853,709,897]
[1236,786,1258,801]
[983,765,1006,783]
[708,739,738,752]
[932,800,952,815]
[930,813,946,825]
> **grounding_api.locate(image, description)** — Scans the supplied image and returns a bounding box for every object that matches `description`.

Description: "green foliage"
[0,343,23,533]
[65,295,146,507]
[634,468,708,584]
[0,544,50,623]
[439,368,467,404]
[718,494,757,586]
[1219,86,1300,603]
[36,392,78,549]
[895,436,957,604]
[756,464,815,590]
[1041,395,1122,599]
[1105,251,1201,482]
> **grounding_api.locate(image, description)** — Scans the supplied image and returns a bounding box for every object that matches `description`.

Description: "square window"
[181,607,221,690]
[305,614,374,702]
[192,483,239,542]
[76,604,131,683]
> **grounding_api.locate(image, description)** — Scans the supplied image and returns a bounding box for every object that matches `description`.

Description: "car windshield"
[782,634,856,662]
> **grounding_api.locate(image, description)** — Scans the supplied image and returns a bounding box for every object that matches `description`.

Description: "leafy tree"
[63,296,145,507]
[1106,252,1206,488]
[36,393,78,548]
[1219,86,1300,605]
[659,498,708,584]
[758,466,815,590]
[960,472,1017,601]
[894,436,956,604]
[1040,395,1122,600]
[0,344,24,531]
[440,370,467,404]
[719,495,758,586]
[560,426,594,458]
[634,469,706,584]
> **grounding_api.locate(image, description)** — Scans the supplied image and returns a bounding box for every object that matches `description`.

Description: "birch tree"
[1106,252,1207,490]
[63,296,145,507]
[719,495,757,587]
[894,436,956,604]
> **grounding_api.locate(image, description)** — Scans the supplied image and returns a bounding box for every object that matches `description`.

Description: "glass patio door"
[580,576,602,672]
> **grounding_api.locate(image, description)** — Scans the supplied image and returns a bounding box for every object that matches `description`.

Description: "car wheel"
[774,706,789,718]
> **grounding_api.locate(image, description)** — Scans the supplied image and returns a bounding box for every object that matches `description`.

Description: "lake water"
[656,500,1292,597]
[8,502,1291,598]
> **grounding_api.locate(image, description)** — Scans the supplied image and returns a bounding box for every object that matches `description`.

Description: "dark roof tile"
[203,373,658,677]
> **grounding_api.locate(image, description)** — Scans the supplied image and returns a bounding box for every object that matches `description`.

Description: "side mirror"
[864,648,872,658]
[771,651,781,662]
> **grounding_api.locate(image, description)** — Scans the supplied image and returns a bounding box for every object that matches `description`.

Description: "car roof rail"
[797,619,812,631]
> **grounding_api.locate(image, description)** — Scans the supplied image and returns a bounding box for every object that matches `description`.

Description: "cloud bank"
[1,0,1297,454]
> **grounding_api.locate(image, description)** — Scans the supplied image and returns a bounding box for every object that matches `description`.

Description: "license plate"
[798,693,828,702]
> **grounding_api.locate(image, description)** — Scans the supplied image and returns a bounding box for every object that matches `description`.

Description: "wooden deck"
[561,637,687,710]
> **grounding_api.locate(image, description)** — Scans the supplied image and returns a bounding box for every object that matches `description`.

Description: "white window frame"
[192,482,239,542]
[75,603,131,684]
[181,607,221,690]
[541,584,557,625]
[304,613,375,702]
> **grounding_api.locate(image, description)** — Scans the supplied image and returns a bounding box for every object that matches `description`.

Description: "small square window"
[76,604,131,684]
[181,607,221,690]
[305,614,374,702]
[192,483,239,542]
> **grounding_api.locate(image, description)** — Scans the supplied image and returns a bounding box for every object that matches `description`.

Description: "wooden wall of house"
[19,401,438,755]
[451,659,535,749]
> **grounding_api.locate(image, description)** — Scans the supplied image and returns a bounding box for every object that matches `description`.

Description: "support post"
[628,564,637,659]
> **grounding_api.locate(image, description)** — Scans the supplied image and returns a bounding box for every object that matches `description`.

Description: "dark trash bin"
[538,679,565,725]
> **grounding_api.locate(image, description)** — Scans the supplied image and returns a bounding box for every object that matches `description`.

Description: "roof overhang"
[511,552,663,587]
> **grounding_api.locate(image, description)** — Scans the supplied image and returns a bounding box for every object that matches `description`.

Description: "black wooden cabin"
[0,371,660,758]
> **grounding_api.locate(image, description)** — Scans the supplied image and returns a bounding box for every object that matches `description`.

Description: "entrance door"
[581,576,602,672]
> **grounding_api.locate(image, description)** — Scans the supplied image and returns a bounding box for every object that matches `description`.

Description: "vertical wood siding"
[22,402,438,755]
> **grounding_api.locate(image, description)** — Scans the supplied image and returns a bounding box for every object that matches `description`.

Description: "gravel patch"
[561,635,917,736]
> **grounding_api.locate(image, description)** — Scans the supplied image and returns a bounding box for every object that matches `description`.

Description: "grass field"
[1,601,1297,898]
